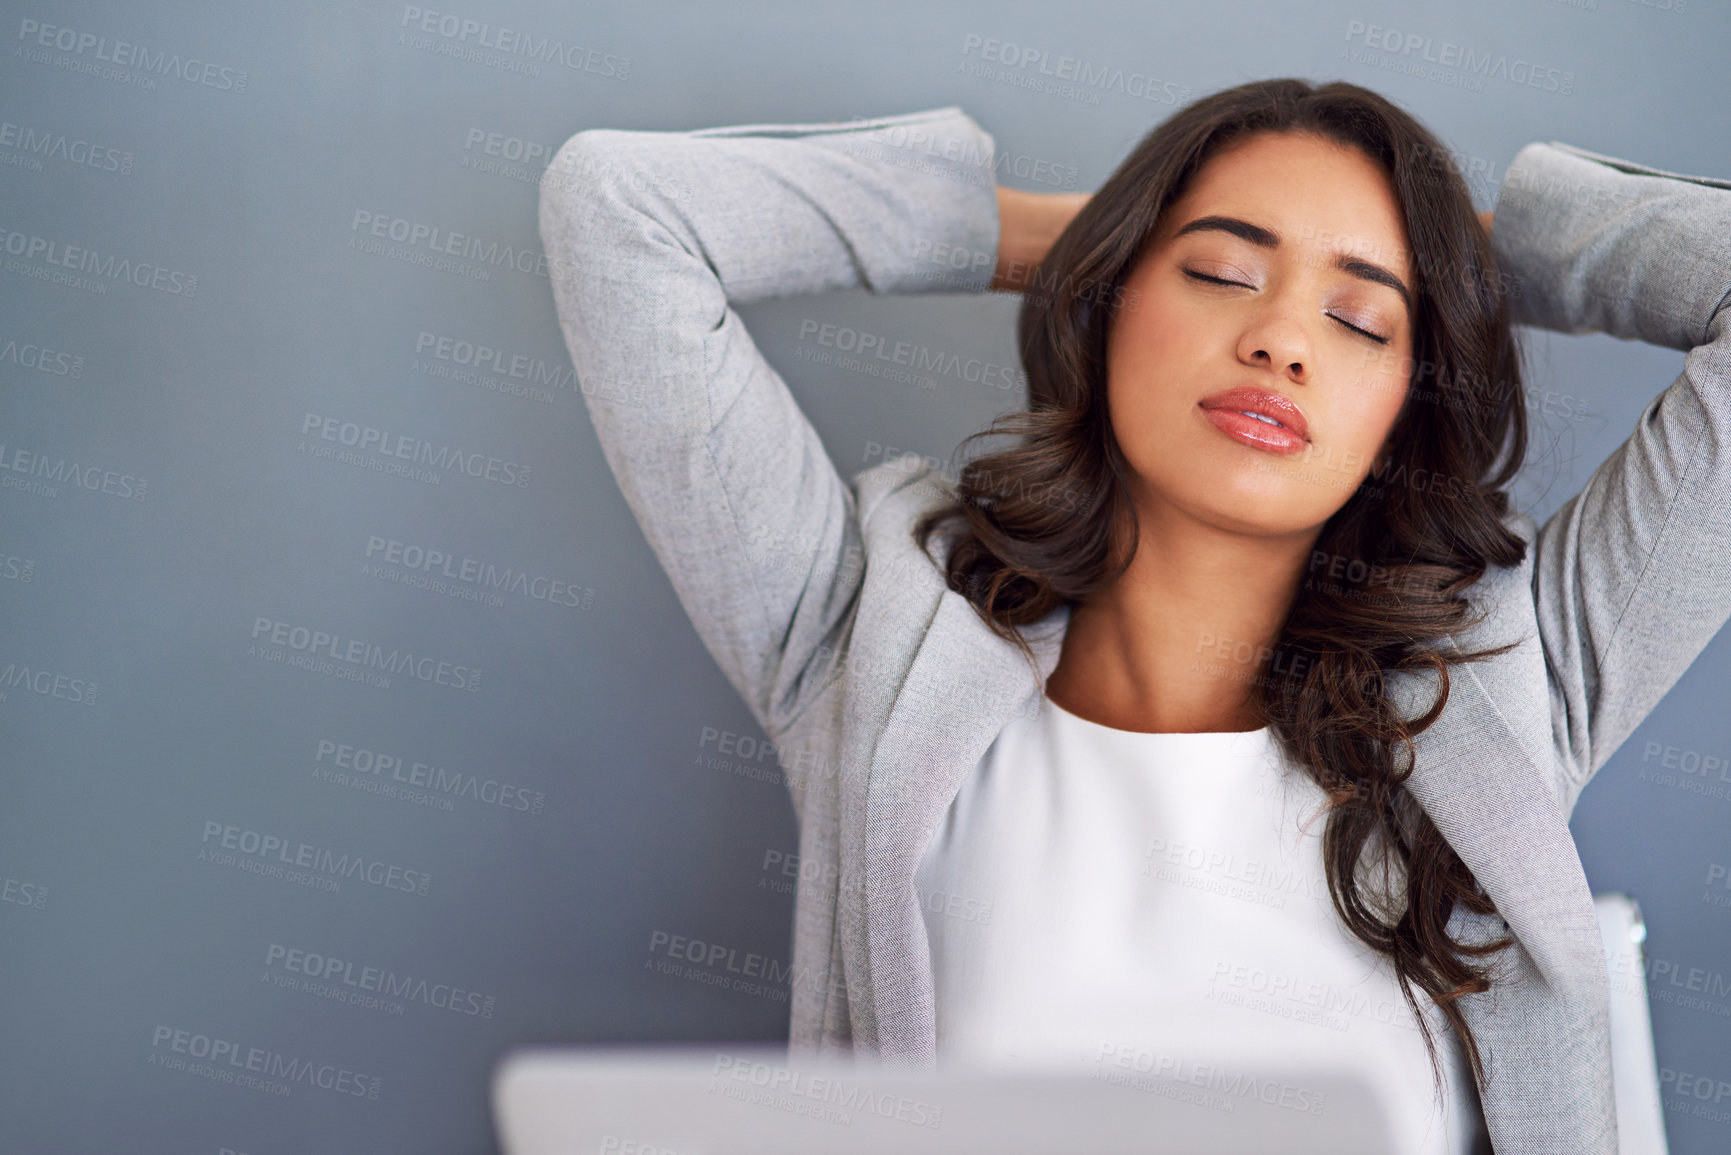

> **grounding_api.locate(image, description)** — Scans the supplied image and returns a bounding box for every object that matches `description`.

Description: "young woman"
[538,78,1731,1155]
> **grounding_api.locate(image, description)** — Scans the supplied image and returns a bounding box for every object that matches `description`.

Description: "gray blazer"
[538,104,1731,1155]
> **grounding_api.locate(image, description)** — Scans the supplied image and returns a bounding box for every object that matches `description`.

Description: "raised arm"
[536,107,1001,748]
[1488,141,1731,815]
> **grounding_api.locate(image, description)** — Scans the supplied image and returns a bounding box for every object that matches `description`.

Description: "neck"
[1044,494,1320,734]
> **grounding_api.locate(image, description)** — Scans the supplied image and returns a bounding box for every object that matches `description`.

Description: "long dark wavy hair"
[913,78,1530,1101]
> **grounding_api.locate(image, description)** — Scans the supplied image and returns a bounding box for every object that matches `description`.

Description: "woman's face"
[1105,130,1416,539]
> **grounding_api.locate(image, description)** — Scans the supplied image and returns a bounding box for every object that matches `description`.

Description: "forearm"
[991,186,1091,292]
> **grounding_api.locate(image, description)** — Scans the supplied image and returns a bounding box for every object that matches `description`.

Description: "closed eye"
[1328,314,1390,345]
[1184,269,1250,289]
[1182,268,1391,346]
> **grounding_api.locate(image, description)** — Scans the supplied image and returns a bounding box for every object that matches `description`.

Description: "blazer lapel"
[848,590,1069,1064]
[1390,657,1605,989]
[1390,656,1616,1152]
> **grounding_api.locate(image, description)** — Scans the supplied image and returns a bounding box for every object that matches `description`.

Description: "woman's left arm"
[1490,141,1731,816]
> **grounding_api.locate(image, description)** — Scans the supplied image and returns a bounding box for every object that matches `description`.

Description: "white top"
[914,692,1472,1154]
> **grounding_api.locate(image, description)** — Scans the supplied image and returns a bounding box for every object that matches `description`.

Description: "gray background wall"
[2,0,1727,1152]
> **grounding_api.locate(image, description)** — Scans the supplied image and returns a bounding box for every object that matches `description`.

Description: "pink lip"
[1197,386,1311,454]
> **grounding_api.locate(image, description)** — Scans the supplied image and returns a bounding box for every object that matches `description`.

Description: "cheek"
[1106,341,1196,462]
[1106,292,1218,408]
[1330,359,1411,451]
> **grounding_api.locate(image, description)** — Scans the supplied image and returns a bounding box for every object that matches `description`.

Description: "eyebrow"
[1172,214,1412,312]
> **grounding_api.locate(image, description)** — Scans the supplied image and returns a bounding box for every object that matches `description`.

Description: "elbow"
[539,127,693,289]
[539,131,601,266]
[538,129,636,272]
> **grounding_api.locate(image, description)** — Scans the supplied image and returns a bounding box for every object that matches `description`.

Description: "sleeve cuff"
[1491,141,1731,349]
[802,107,1003,295]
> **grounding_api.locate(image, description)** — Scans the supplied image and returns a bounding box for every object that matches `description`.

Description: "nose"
[1237,307,1313,383]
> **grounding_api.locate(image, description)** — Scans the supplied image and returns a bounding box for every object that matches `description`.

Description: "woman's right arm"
[537,107,1005,742]
[1485,141,1731,816]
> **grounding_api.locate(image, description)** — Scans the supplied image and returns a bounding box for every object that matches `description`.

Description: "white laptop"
[490,1043,1396,1154]
[491,895,1668,1154]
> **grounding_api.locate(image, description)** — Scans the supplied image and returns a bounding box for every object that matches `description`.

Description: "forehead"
[1161,131,1413,280]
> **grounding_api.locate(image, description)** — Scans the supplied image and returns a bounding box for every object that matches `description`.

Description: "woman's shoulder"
[850,452,964,551]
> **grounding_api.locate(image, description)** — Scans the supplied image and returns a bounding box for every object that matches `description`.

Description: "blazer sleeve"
[1488,141,1731,815]
[537,106,1001,739]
